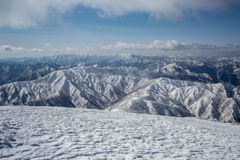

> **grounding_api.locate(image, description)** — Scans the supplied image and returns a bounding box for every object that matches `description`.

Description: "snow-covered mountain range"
[1,54,240,122]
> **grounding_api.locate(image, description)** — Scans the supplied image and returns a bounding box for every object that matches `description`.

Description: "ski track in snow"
[0,106,240,160]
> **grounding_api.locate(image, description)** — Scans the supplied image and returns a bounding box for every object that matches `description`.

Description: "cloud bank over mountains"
[0,45,44,53]
[1,40,240,57]
[101,40,240,56]
[0,0,239,28]
[101,40,192,50]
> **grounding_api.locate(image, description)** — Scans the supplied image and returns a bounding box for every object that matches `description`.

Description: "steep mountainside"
[1,54,240,122]
[2,54,240,86]
[0,69,126,109]
[0,64,240,122]
[0,62,60,85]
[106,77,240,122]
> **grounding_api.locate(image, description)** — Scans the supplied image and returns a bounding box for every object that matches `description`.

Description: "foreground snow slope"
[1,106,240,159]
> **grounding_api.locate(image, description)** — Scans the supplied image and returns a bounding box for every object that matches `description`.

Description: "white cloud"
[0,45,26,52]
[45,43,51,47]
[0,45,45,53]
[79,0,237,20]
[101,40,189,50]
[100,40,240,56]
[86,46,95,51]
[31,48,45,52]
[0,42,239,57]
[0,0,239,28]
[66,47,78,52]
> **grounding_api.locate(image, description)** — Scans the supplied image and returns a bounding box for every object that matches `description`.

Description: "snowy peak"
[1,54,240,122]
[5,53,240,86]
[0,62,59,86]
[0,69,126,109]
[106,77,239,122]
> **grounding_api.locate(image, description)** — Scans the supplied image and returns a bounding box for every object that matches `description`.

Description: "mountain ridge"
[1,54,240,122]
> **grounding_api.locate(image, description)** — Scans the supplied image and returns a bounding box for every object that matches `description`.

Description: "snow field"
[1,106,240,159]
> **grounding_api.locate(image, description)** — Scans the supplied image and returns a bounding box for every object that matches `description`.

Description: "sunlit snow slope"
[1,106,240,159]
[107,77,239,122]
[1,54,240,122]
[0,65,240,122]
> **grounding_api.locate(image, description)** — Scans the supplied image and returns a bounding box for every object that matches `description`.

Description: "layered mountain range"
[1,54,240,122]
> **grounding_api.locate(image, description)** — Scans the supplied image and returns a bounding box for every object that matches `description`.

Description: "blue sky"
[0,0,240,58]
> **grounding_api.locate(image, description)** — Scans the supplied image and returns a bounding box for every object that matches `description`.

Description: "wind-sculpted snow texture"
[1,106,240,159]
[1,54,240,122]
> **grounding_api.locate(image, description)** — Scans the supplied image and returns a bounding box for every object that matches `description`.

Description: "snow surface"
[1,106,240,159]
